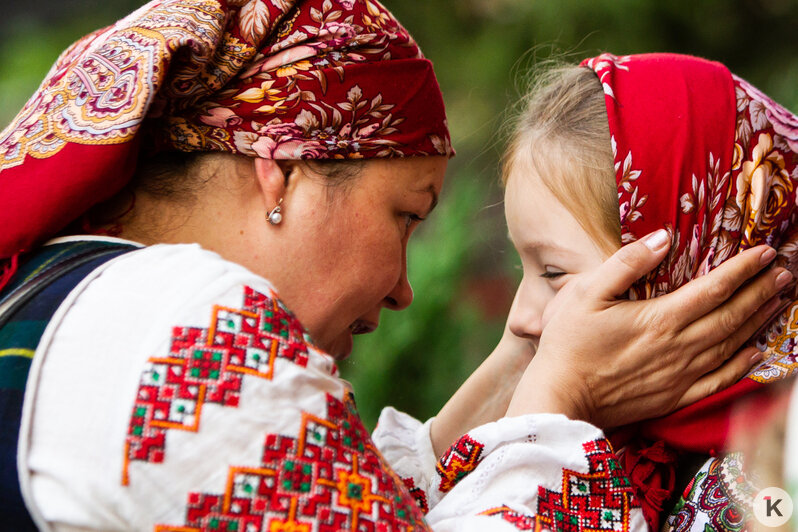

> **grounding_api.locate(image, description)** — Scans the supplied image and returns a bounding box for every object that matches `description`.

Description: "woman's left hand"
[506,232,792,428]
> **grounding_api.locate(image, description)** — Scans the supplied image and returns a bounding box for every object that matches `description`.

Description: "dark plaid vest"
[0,240,136,530]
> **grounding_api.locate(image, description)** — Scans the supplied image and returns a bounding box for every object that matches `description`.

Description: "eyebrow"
[507,231,569,254]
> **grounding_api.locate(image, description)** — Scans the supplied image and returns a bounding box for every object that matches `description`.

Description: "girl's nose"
[507,280,545,340]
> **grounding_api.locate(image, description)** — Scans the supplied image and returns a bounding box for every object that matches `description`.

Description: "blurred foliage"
[1,0,796,430]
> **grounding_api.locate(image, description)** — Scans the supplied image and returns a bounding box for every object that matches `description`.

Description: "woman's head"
[505,54,798,348]
[117,150,445,358]
[0,0,452,255]
[0,0,454,357]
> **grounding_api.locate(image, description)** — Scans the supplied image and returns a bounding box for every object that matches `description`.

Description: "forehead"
[361,156,446,192]
[504,166,606,262]
[504,167,557,229]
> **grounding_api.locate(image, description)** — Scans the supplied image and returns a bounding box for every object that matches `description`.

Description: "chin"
[323,332,354,361]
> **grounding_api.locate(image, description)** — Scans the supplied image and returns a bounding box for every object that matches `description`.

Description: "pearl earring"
[267,198,283,225]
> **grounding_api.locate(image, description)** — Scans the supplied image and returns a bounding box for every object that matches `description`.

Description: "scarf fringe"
[0,254,20,293]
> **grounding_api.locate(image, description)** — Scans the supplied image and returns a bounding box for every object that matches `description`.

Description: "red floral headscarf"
[0,0,452,278]
[583,53,798,528]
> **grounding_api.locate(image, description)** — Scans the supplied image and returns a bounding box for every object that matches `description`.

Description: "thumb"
[589,229,671,300]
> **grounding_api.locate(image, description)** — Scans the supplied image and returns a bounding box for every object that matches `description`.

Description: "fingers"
[588,229,671,300]
[656,245,778,329]
[683,293,791,378]
[681,265,792,351]
[675,347,762,410]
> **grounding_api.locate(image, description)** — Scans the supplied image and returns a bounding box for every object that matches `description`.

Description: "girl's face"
[504,165,618,348]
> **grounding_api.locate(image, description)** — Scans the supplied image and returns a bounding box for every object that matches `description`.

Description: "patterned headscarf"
[583,53,798,528]
[0,0,452,270]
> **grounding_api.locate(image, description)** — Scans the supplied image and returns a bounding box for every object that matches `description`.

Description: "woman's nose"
[384,252,414,311]
[507,282,544,340]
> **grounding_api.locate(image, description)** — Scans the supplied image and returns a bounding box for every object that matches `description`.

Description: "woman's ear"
[252,158,290,208]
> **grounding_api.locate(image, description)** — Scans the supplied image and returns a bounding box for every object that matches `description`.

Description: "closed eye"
[403,212,426,228]
[540,271,566,279]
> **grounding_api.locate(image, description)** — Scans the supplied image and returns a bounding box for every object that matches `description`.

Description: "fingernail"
[775,270,793,290]
[643,229,669,251]
[750,351,763,365]
[760,247,777,266]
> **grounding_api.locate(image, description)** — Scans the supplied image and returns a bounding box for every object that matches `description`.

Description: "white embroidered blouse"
[18,239,647,531]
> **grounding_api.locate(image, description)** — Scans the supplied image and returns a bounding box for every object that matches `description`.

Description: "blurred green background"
[2,0,796,430]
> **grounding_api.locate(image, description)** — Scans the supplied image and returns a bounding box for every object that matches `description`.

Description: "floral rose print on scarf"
[0,0,452,262]
[583,53,798,529]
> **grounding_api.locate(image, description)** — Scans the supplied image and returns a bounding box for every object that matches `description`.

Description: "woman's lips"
[349,320,377,335]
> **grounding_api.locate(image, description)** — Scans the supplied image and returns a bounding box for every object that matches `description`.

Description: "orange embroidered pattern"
[479,506,535,530]
[123,286,311,485]
[435,434,485,493]
[155,393,429,532]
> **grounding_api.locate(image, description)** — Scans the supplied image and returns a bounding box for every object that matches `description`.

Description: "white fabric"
[18,241,647,531]
[374,409,648,531]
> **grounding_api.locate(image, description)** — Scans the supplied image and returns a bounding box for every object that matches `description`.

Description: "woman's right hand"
[506,230,793,428]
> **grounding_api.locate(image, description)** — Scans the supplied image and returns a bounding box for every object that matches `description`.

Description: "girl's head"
[505,54,798,348]
[503,64,618,342]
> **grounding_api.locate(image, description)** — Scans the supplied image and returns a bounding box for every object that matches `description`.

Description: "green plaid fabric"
[0,239,136,529]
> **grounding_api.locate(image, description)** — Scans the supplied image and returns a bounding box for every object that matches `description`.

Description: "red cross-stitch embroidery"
[123,286,313,485]
[155,393,429,532]
[402,477,429,514]
[435,434,485,493]
[535,439,640,532]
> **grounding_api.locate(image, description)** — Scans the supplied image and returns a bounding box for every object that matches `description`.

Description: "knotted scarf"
[0,0,452,284]
[583,52,798,529]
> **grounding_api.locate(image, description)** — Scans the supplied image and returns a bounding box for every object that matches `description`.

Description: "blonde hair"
[503,64,620,256]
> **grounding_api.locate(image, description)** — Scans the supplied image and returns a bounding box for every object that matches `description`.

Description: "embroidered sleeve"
[371,407,438,512]
[375,406,650,531]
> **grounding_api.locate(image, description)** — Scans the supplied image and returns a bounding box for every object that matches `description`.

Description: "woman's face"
[274,156,447,359]
[504,166,615,347]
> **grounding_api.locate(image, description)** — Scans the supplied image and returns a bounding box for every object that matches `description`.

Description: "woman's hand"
[506,230,793,428]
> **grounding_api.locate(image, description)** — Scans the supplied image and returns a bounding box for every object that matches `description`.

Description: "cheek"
[539,278,580,329]
[336,221,404,302]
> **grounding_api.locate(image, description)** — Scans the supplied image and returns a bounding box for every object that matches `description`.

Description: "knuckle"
[645,308,677,341]
[614,246,645,273]
[701,345,729,372]
[714,339,736,362]
[700,381,718,400]
[705,279,733,305]
[718,309,741,337]
[757,278,778,301]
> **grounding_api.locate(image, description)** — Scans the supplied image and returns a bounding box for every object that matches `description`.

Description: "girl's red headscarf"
[583,53,798,528]
[0,0,452,286]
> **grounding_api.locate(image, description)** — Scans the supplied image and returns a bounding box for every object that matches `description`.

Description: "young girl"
[504,53,798,530]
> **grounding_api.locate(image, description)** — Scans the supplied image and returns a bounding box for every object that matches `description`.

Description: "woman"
[0,2,788,530]
[503,53,798,530]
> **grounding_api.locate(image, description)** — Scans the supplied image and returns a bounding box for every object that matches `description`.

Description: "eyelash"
[540,270,566,279]
[403,212,426,227]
